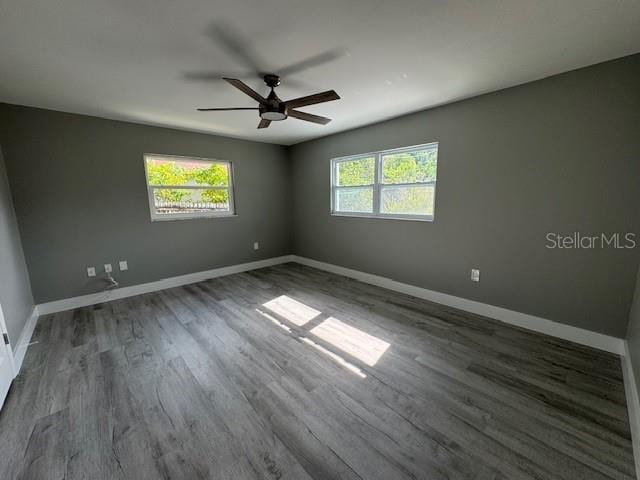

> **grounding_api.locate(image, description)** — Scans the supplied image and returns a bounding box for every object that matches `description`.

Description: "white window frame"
[330,143,438,222]
[143,153,236,221]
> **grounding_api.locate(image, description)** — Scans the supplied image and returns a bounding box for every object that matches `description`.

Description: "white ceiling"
[1,0,639,145]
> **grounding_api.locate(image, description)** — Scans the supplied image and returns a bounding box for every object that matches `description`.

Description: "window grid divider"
[372,153,382,215]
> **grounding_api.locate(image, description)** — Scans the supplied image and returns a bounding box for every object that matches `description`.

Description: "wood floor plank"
[18,408,70,480]
[0,263,634,479]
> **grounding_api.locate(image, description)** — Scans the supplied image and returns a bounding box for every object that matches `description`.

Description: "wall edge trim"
[291,255,625,354]
[36,255,294,315]
[33,252,623,354]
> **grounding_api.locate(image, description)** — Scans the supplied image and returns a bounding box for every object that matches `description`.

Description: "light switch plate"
[104,264,112,273]
[471,269,480,282]
[119,260,128,271]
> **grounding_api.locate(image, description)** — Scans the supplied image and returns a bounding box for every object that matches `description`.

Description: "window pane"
[146,157,229,187]
[336,157,375,186]
[382,148,437,184]
[380,184,434,216]
[153,188,229,215]
[335,187,373,213]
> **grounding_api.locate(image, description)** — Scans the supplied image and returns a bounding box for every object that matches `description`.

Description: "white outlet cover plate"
[119,260,128,271]
[87,267,96,277]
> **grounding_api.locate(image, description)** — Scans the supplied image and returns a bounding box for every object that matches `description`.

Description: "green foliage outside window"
[336,150,436,186]
[147,161,229,203]
[336,157,375,186]
[381,150,437,215]
[334,148,437,216]
[382,150,437,184]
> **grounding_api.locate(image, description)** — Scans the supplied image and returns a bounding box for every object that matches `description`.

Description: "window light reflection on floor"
[301,337,367,378]
[262,295,321,326]
[310,317,390,367]
[258,295,391,378]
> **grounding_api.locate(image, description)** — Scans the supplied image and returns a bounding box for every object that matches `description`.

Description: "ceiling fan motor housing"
[260,81,287,121]
[263,74,281,88]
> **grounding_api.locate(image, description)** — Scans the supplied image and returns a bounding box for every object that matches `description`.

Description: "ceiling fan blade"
[185,71,249,81]
[277,48,346,77]
[287,110,332,125]
[224,78,266,104]
[258,119,271,129]
[185,71,311,89]
[206,23,266,76]
[285,90,340,110]
[197,107,258,111]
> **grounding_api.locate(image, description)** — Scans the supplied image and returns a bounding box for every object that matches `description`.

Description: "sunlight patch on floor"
[257,296,390,377]
[300,337,367,378]
[263,295,321,326]
[310,317,390,366]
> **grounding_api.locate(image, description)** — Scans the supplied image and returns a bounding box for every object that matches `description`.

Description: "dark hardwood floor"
[0,263,635,479]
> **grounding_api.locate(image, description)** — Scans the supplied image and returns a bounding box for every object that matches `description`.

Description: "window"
[331,143,438,221]
[143,154,235,221]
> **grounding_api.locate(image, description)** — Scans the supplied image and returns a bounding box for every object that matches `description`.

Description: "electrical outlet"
[471,268,480,282]
[119,260,128,271]
[104,263,113,273]
[253,241,259,250]
[87,267,96,277]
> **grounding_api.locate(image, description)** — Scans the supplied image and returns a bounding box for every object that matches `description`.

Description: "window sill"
[151,213,238,222]
[330,212,434,222]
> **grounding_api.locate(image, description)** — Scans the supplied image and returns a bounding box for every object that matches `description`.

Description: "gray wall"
[0,147,34,343]
[289,54,640,338]
[0,104,291,303]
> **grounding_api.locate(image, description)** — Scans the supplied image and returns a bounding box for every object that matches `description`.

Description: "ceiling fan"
[197,74,340,129]
[189,23,342,129]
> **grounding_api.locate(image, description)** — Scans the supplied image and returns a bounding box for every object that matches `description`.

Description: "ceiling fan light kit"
[197,73,340,129]
[259,75,287,121]
[260,108,287,121]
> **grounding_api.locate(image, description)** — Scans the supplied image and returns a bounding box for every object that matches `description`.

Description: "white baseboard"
[12,306,38,376]
[33,252,624,355]
[622,341,640,479]
[291,255,625,355]
[37,255,294,315]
